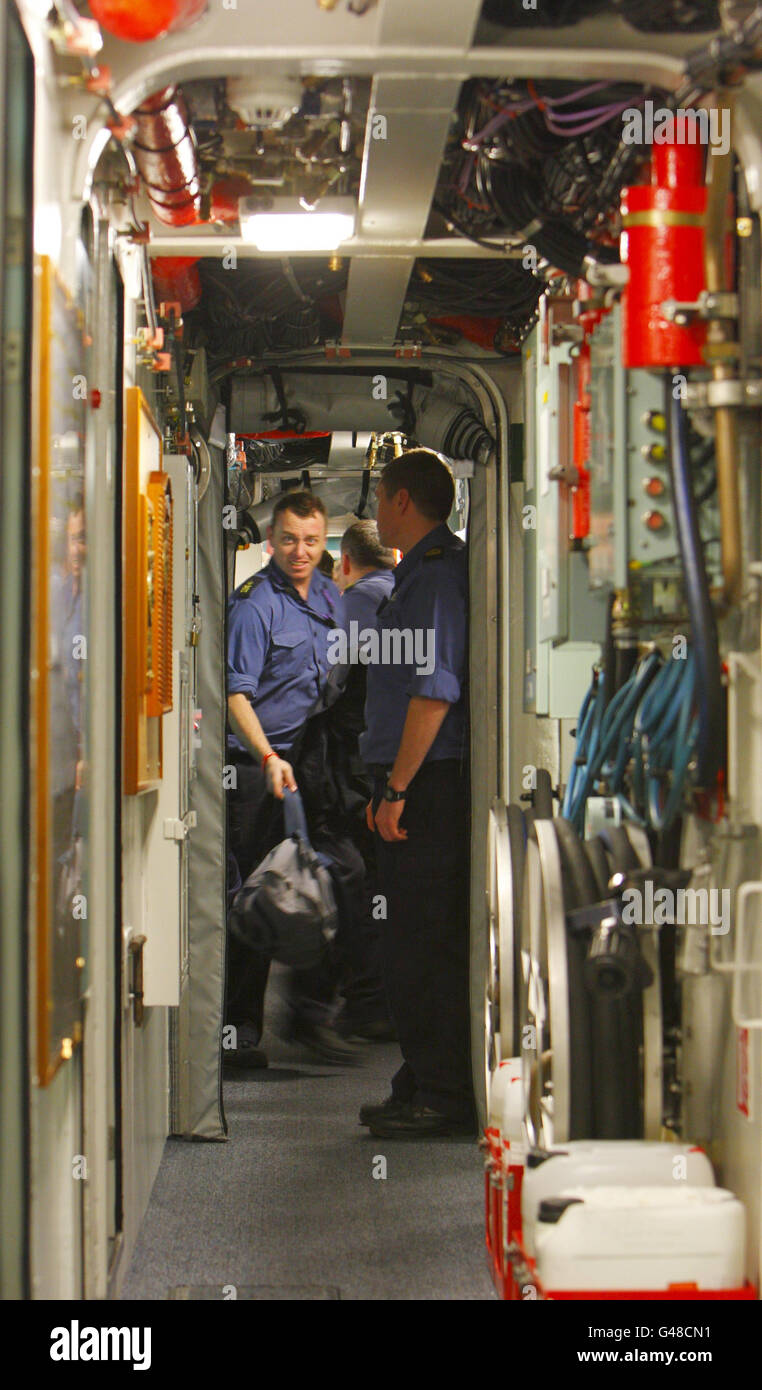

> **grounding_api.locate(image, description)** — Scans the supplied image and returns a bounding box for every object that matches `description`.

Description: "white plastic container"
[499,1058,525,1157]
[486,1057,524,1159]
[535,1186,745,1292]
[522,1141,715,1256]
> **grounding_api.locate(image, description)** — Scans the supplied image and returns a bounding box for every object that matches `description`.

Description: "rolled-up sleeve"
[404,571,466,703]
[227,597,270,697]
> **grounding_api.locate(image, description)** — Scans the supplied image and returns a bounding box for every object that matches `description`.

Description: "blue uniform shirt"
[227,559,345,754]
[343,567,395,630]
[359,523,467,767]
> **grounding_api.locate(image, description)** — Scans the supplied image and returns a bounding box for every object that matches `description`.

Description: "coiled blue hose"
[564,647,698,832]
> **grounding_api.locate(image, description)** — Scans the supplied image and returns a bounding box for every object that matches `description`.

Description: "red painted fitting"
[132,87,202,227]
[210,176,255,224]
[151,257,202,312]
[88,1,207,44]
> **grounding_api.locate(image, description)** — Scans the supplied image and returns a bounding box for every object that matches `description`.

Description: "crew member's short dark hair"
[340,519,396,570]
[270,490,327,529]
[378,449,454,522]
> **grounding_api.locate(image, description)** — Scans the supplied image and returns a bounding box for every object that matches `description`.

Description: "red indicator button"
[644,476,665,498]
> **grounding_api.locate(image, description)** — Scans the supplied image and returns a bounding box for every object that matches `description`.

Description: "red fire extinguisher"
[620,136,707,369]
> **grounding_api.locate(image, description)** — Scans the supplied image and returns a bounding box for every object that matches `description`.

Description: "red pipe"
[133,86,202,227]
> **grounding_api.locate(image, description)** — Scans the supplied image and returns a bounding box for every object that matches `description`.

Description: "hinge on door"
[128,935,146,1026]
[3,329,22,384]
[163,811,197,841]
[107,1124,116,1160]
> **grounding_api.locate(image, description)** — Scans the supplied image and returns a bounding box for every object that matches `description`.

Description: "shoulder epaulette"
[236,574,268,598]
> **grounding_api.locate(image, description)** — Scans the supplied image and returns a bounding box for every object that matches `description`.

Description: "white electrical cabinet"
[142,454,196,1007]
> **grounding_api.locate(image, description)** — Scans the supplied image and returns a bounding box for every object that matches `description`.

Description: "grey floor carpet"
[121,977,496,1302]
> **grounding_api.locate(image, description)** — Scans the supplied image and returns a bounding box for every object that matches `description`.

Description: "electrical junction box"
[523,326,605,718]
[548,642,600,720]
[587,304,720,621]
[536,337,572,644]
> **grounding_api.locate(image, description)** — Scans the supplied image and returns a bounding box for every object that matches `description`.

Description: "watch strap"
[383,782,407,802]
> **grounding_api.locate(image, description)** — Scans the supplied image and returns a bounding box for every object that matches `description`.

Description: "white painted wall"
[19,2,171,1297]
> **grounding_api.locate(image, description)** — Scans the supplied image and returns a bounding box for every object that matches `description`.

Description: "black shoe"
[222,1042,269,1070]
[343,1018,398,1043]
[291,1020,365,1066]
[358,1095,413,1126]
[222,1022,268,1070]
[366,1104,476,1139]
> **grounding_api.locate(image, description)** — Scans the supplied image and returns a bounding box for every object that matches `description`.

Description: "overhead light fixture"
[238,196,356,252]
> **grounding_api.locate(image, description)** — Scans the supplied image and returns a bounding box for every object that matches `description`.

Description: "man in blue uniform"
[329,521,397,1039]
[338,519,396,629]
[225,490,358,1066]
[358,450,475,1137]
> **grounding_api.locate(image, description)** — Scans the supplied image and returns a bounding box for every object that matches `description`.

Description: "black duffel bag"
[229,787,337,971]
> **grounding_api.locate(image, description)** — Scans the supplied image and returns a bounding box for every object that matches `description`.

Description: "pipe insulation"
[230,375,496,462]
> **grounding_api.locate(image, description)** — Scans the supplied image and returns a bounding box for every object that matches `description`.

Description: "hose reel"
[513,817,666,1147]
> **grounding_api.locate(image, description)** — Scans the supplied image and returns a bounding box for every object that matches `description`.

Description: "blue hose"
[667,388,724,786]
[565,646,699,833]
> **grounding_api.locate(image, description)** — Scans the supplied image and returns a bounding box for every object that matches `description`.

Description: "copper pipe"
[704,89,742,607]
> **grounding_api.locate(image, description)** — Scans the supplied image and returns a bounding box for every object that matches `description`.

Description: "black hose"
[613,0,719,33]
[614,644,639,693]
[552,818,596,1139]
[443,407,496,465]
[667,384,724,786]
[507,804,527,1055]
[584,836,613,901]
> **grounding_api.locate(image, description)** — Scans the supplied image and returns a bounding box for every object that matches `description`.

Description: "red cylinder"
[133,87,202,227]
[620,139,707,368]
[88,0,207,44]
[151,257,202,312]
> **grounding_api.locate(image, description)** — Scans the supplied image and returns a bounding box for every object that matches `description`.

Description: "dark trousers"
[225,756,336,1038]
[373,759,474,1123]
[327,819,390,1028]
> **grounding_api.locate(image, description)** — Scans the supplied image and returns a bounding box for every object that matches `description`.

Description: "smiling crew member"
[225,490,358,1067]
[358,450,474,1138]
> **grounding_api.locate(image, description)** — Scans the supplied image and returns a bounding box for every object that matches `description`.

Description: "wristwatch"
[382,782,407,802]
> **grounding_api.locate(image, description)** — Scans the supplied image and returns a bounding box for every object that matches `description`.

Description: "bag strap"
[282,786,311,843]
